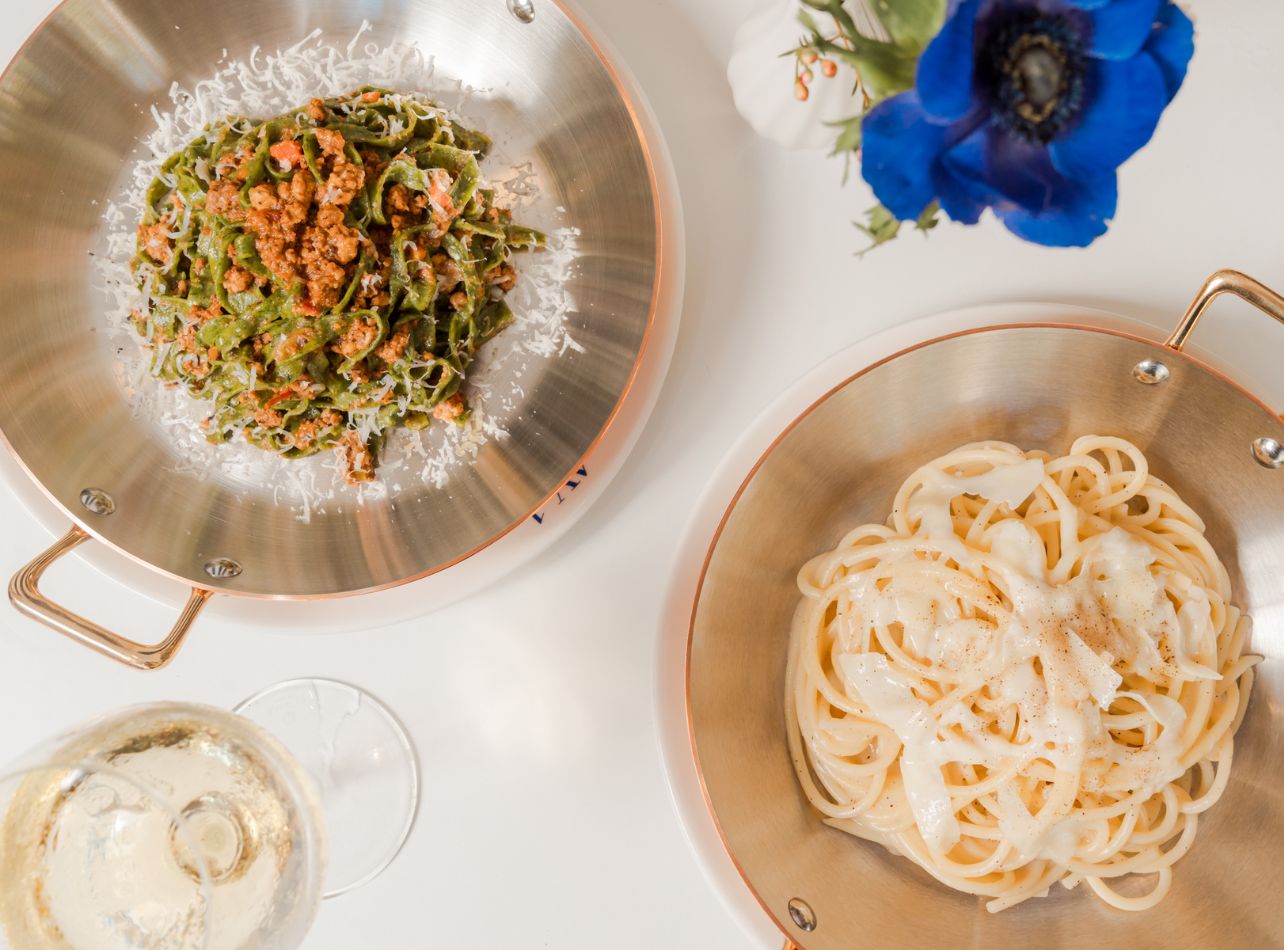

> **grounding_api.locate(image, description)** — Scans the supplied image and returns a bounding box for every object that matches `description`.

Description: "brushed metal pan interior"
[0,0,658,597]
[688,318,1284,948]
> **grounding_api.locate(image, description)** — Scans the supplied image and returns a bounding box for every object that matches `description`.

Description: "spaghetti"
[787,436,1258,912]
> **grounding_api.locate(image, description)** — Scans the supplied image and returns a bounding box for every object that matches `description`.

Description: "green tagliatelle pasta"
[131,87,543,483]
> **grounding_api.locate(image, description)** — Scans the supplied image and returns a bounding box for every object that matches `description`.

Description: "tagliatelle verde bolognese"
[131,87,543,484]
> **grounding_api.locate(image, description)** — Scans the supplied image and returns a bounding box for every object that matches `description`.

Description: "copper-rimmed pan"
[0,0,662,669]
[687,271,1284,949]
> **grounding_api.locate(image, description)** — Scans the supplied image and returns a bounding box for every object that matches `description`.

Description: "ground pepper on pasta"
[130,87,544,483]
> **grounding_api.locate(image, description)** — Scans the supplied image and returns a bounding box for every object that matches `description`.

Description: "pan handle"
[8,525,212,671]
[1167,269,1284,353]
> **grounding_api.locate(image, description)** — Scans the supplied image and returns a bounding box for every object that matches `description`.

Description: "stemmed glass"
[0,679,417,949]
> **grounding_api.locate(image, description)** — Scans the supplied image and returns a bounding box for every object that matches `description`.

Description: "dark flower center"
[979,10,1085,144]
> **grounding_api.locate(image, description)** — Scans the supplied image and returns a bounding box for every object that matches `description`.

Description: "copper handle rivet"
[1251,437,1283,469]
[78,487,115,515]
[1132,358,1170,385]
[203,558,243,579]
[507,0,535,22]
[787,898,816,933]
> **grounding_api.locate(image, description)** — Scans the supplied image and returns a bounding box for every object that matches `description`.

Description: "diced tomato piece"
[270,139,304,169]
[295,297,319,316]
[361,90,381,103]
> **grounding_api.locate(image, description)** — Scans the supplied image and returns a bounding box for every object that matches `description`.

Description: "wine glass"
[0,680,418,948]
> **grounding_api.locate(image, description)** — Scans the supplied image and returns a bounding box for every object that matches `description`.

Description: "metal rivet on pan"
[507,0,535,23]
[1252,437,1284,469]
[78,487,115,515]
[204,558,243,579]
[1132,358,1170,385]
[787,898,817,933]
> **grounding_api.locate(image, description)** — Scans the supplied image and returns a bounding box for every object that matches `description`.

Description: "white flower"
[726,0,886,150]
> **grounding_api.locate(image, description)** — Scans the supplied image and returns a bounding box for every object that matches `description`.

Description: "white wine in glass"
[0,682,416,950]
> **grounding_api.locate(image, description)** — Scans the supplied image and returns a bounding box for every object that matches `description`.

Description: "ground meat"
[384,183,412,214]
[320,409,342,427]
[487,262,517,291]
[247,183,276,211]
[308,97,327,123]
[293,419,321,450]
[298,203,361,308]
[375,322,413,363]
[137,221,173,265]
[232,145,360,310]
[188,301,223,324]
[175,323,198,352]
[432,393,465,422]
[315,206,361,261]
[338,430,375,484]
[314,127,345,157]
[254,406,284,428]
[334,314,380,358]
[242,174,314,286]
[223,266,253,293]
[321,159,364,206]
[432,253,463,293]
[345,360,371,383]
[449,290,468,310]
[205,180,244,220]
[214,146,254,180]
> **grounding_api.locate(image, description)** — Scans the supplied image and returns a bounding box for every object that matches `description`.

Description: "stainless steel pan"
[0,0,661,668]
[687,271,1284,949]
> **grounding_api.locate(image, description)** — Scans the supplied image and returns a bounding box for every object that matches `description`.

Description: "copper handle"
[8,526,212,671]
[1167,269,1284,352]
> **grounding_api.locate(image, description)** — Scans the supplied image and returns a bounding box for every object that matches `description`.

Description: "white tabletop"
[3,0,1284,947]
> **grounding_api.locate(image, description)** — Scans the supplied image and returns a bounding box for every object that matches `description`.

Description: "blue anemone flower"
[861,0,1195,246]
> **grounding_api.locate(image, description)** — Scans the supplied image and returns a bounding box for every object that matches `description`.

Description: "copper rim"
[0,0,668,602]
[682,319,1284,948]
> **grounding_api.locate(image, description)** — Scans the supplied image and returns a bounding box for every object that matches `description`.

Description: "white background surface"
[2,0,1284,948]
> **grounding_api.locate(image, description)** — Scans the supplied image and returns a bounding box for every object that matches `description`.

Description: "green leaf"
[866,0,947,52]
[829,115,863,156]
[915,200,942,233]
[854,201,942,256]
[797,7,822,35]
[854,203,902,256]
[857,202,898,252]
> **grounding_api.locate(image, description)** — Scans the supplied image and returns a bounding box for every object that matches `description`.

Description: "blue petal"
[1088,0,1161,60]
[994,173,1118,247]
[916,0,981,122]
[1049,54,1166,180]
[860,93,949,221]
[1064,0,1111,9]
[941,128,1056,214]
[1145,3,1194,102]
[933,162,987,225]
